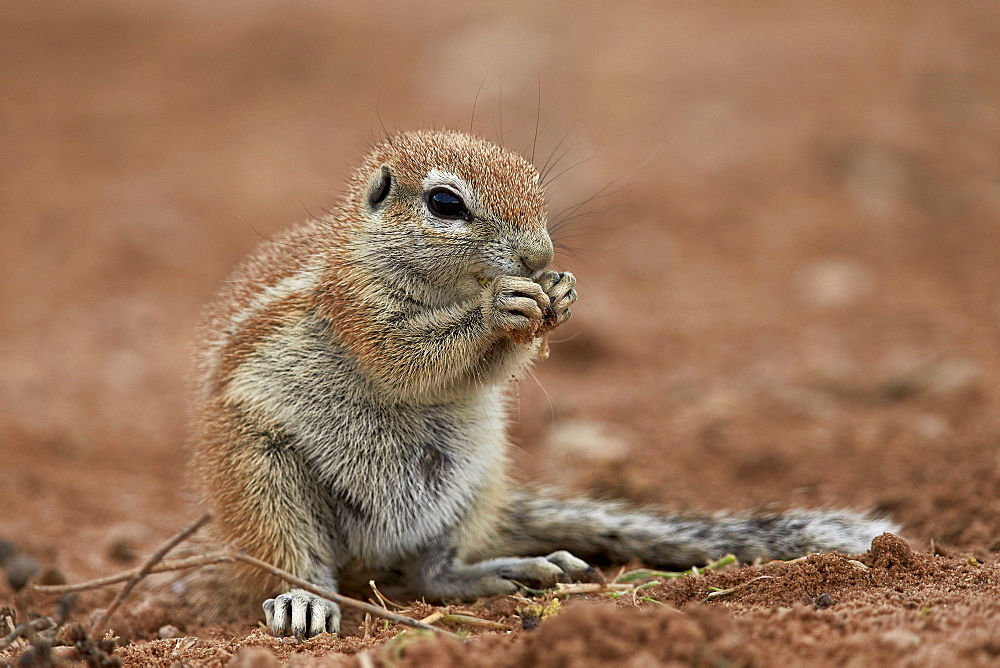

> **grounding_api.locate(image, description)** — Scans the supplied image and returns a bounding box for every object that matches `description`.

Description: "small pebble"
[106,522,150,564]
[108,538,138,564]
[0,538,14,566]
[813,593,836,609]
[4,554,41,591]
[36,567,66,586]
[158,624,182,639]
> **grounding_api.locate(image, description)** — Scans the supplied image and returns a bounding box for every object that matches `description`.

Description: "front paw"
[534,271,577,330]
[263,588,340,639]
[481,275,550,343]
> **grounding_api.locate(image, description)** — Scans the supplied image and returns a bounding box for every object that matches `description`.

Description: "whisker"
[539,118,579,178]
[540,142,584,184]
[530,75,541,165]
[497,76,505,147]
[525,367,557,424]
[543,155,596,188]
[470,73,489,135]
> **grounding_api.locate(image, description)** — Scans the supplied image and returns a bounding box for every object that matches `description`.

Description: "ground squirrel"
[190,129,896,638]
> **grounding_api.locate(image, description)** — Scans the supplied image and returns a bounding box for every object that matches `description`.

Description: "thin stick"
[440,614,512,631]
[90,514,212,637]
[419,611,445,625]
[0,618,56,650]
[34,552,234,594]
[230,552,460,639]
[34,525,461,640]
[555,582,634,594]
[369,579,406,609]
[703,575,775,601]
[418,609,511,631]
[369,581,388,609]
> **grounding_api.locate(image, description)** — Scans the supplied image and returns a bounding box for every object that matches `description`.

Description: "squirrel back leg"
[481,490,898,567]
[192,404,345,637]
[406,476,600,599]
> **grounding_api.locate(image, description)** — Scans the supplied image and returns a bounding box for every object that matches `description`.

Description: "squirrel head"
[339,130,554,303]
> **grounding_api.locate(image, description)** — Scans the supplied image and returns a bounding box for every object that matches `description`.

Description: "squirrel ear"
[368,165,392,209]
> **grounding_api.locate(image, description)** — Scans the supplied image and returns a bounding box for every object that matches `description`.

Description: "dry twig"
[90,513,212,637]
[703,575,775,601]
[437,613,512,631]
[34,516,458,640]
[0,617,56,650]
[555,582,634,594]
[417,608,512,631]
[369,580,405,609]
[419,611,445,626]
[34,553,233,594]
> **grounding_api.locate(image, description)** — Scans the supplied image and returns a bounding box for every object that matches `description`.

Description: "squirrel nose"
[518,237,554,273]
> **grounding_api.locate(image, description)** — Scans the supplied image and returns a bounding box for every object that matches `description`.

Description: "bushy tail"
[488,489,898,567]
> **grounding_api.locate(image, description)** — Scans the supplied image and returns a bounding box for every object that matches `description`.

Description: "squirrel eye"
[426,187,469,220]
[369,168,391,208]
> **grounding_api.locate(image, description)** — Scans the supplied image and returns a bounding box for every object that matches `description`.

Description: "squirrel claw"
[535,271,577,329]
[496,550,598,589]
[264,589,340,639]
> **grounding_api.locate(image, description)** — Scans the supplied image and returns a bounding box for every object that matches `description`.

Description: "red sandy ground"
[2,1,999,665]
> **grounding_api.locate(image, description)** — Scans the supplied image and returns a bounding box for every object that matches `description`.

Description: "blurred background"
[1,1,998,581]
